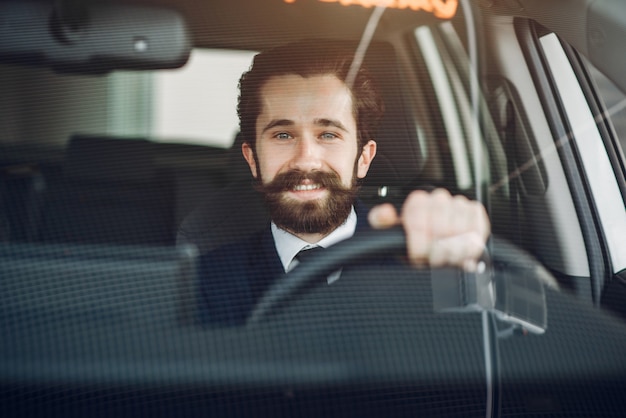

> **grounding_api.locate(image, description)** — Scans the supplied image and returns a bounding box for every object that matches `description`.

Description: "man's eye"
[275,132,292,140]
[320,132,339,140]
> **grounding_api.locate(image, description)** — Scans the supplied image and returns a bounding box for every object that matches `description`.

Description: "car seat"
[37,134,176,246]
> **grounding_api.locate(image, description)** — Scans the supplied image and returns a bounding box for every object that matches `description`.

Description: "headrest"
[64,134,156,183]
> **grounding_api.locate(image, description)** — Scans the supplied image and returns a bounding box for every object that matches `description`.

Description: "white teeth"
[293,184,321,191]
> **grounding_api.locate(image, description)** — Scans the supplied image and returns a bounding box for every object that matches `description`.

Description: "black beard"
[255,169,358,236]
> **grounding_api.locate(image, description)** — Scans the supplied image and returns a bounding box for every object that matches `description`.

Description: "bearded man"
[195,40,490,326]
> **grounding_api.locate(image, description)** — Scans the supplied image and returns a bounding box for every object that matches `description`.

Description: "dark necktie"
[295,246,326,265]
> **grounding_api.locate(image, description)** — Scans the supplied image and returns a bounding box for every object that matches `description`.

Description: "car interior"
[2,1,621,297]
[1,0,626,416]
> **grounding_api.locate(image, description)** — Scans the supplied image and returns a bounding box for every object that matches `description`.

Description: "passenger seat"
[176,132,268,254]
[37,135,176,246]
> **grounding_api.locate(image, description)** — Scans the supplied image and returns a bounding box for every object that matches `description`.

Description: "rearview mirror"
[0,0,191,73]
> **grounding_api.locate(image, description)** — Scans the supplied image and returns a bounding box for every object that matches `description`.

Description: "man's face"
[242,74,376,238]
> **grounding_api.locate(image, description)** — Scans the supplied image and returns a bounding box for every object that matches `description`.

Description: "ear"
[356,140,377,179]
[242,142,258,178]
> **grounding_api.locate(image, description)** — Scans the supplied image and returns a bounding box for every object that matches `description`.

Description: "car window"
[0,48,255,150]
[0,65,109,147]
[150,48,256,147]
[105,48,257,147]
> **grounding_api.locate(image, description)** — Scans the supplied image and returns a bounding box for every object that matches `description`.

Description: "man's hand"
[368,189,490,272]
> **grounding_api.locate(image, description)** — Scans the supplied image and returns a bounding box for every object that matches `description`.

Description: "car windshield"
[1,1,626,417]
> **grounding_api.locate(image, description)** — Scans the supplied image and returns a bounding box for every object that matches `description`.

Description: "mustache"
[255,169,353,195]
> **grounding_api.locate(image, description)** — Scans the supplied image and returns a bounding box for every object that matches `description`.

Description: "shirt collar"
[271,206,357,273]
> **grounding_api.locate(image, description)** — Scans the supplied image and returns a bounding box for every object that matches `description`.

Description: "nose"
[289,135,323,172]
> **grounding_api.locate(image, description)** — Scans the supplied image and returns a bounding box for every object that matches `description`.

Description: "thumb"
[368,203,400,229]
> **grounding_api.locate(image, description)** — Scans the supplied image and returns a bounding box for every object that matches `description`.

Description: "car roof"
[131,0,626,94]
[4,0,626,92]
[131,0,453,50]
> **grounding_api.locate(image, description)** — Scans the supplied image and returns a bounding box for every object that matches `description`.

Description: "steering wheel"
[246,228,558,326]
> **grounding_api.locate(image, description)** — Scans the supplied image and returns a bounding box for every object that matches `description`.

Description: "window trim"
[540,33,626,275]
[514,18,598,301]
[567,49,626,206]
[516,18,617,304]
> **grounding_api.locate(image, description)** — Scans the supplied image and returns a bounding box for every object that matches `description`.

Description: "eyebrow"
[261,118,349,134]
[314,118,349,132]
[261,119,294,134]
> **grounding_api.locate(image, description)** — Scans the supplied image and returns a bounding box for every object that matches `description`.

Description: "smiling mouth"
[293,183,323,191]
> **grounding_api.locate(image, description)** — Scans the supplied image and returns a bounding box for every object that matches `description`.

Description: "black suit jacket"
[197,201,374,326]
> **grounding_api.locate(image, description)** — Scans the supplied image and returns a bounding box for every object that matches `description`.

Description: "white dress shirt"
[271,206,357,284]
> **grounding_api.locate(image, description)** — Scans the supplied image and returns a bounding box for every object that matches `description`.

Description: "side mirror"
[0,0,191,73]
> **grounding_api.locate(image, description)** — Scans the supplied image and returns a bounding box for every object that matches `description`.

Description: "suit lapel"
[198,201,374,326]
[246,226,285,300]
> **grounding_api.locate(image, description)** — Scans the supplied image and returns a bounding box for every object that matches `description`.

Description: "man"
[197,40,490,326]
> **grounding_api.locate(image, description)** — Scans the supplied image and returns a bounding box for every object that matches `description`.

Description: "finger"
[368,203,399,229]
[400,190,433,265]
[449,195,474,237]
[429,232,487,270]
[428,189,455,239]
[431,192,490,242]
[473,200,491,242]
[429,193,489,269]
[401,189,490,269]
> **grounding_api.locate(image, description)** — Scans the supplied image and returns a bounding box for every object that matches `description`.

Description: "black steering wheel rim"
[247,227,407,325]
[246,228,557,326]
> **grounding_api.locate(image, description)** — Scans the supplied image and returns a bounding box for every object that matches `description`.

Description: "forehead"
[258,74,356,122]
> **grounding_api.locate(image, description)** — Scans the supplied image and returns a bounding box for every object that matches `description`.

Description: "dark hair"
[237,39,384,152]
